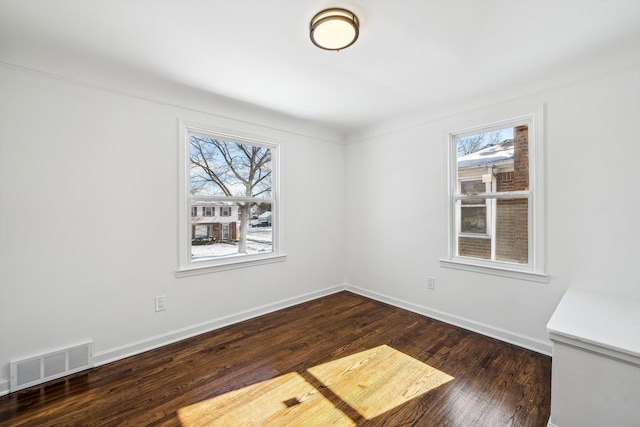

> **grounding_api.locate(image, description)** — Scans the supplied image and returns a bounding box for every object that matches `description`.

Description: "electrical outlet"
[155,295,167,312]
[426,277,435,290]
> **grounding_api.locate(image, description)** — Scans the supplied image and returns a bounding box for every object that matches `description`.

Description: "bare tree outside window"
[456,130,504,157]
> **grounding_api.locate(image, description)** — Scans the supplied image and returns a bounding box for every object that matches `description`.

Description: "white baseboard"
[345,284,553,356]
[94,285,346,367]
[0,285,344,397]
[0,283,551,397]
[547,421,558,427]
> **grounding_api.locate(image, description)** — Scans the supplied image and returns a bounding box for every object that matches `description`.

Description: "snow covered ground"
[191,227,272,259]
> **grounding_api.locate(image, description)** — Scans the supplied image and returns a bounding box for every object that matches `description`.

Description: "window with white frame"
[442,108,546,282]
[177,121,284,275]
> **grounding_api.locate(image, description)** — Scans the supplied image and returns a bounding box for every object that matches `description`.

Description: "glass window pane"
[458,236,491,259]
[461,180,484,194]
[456,127,514,159]
[189,135,272,198]
[461,206,487,234]
[495,198,528,264]
[190,201,272,261]
[246,201,273,252]
[461,180,486,205]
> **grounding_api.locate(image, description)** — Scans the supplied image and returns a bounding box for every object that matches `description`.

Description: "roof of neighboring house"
[457,139,514,169]
[191,201,237,207]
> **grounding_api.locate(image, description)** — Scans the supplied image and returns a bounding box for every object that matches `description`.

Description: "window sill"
[177,253,287,277]
[440,258,549,283]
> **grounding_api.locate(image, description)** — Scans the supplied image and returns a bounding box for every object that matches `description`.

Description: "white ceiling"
[1,1,638,134]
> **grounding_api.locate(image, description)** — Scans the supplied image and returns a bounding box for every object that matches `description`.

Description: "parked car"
[192,236,215,245]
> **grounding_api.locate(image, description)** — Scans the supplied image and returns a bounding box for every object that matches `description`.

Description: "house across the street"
[191,202,238,242]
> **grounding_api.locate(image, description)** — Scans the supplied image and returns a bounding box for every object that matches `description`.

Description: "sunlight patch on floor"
[177,345,453,426]
[308,344,454,420]
[178,371,354,426]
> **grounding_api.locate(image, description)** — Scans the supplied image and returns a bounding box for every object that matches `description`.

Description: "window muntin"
[178,121,282,274]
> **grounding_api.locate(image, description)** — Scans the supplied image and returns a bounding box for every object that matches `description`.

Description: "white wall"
[0,65,346,393]
[345,66,640,354]
[1,60,638,396]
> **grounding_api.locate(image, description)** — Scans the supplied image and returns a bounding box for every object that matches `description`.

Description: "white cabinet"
[547,288,640,427]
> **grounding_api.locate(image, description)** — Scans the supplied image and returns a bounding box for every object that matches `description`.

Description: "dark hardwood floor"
[0,292,551,426]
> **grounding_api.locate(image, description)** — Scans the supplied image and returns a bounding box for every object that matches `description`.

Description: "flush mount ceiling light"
[310,8,359,51]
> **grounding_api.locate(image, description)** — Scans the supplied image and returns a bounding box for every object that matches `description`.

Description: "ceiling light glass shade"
[310,8,359,51]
